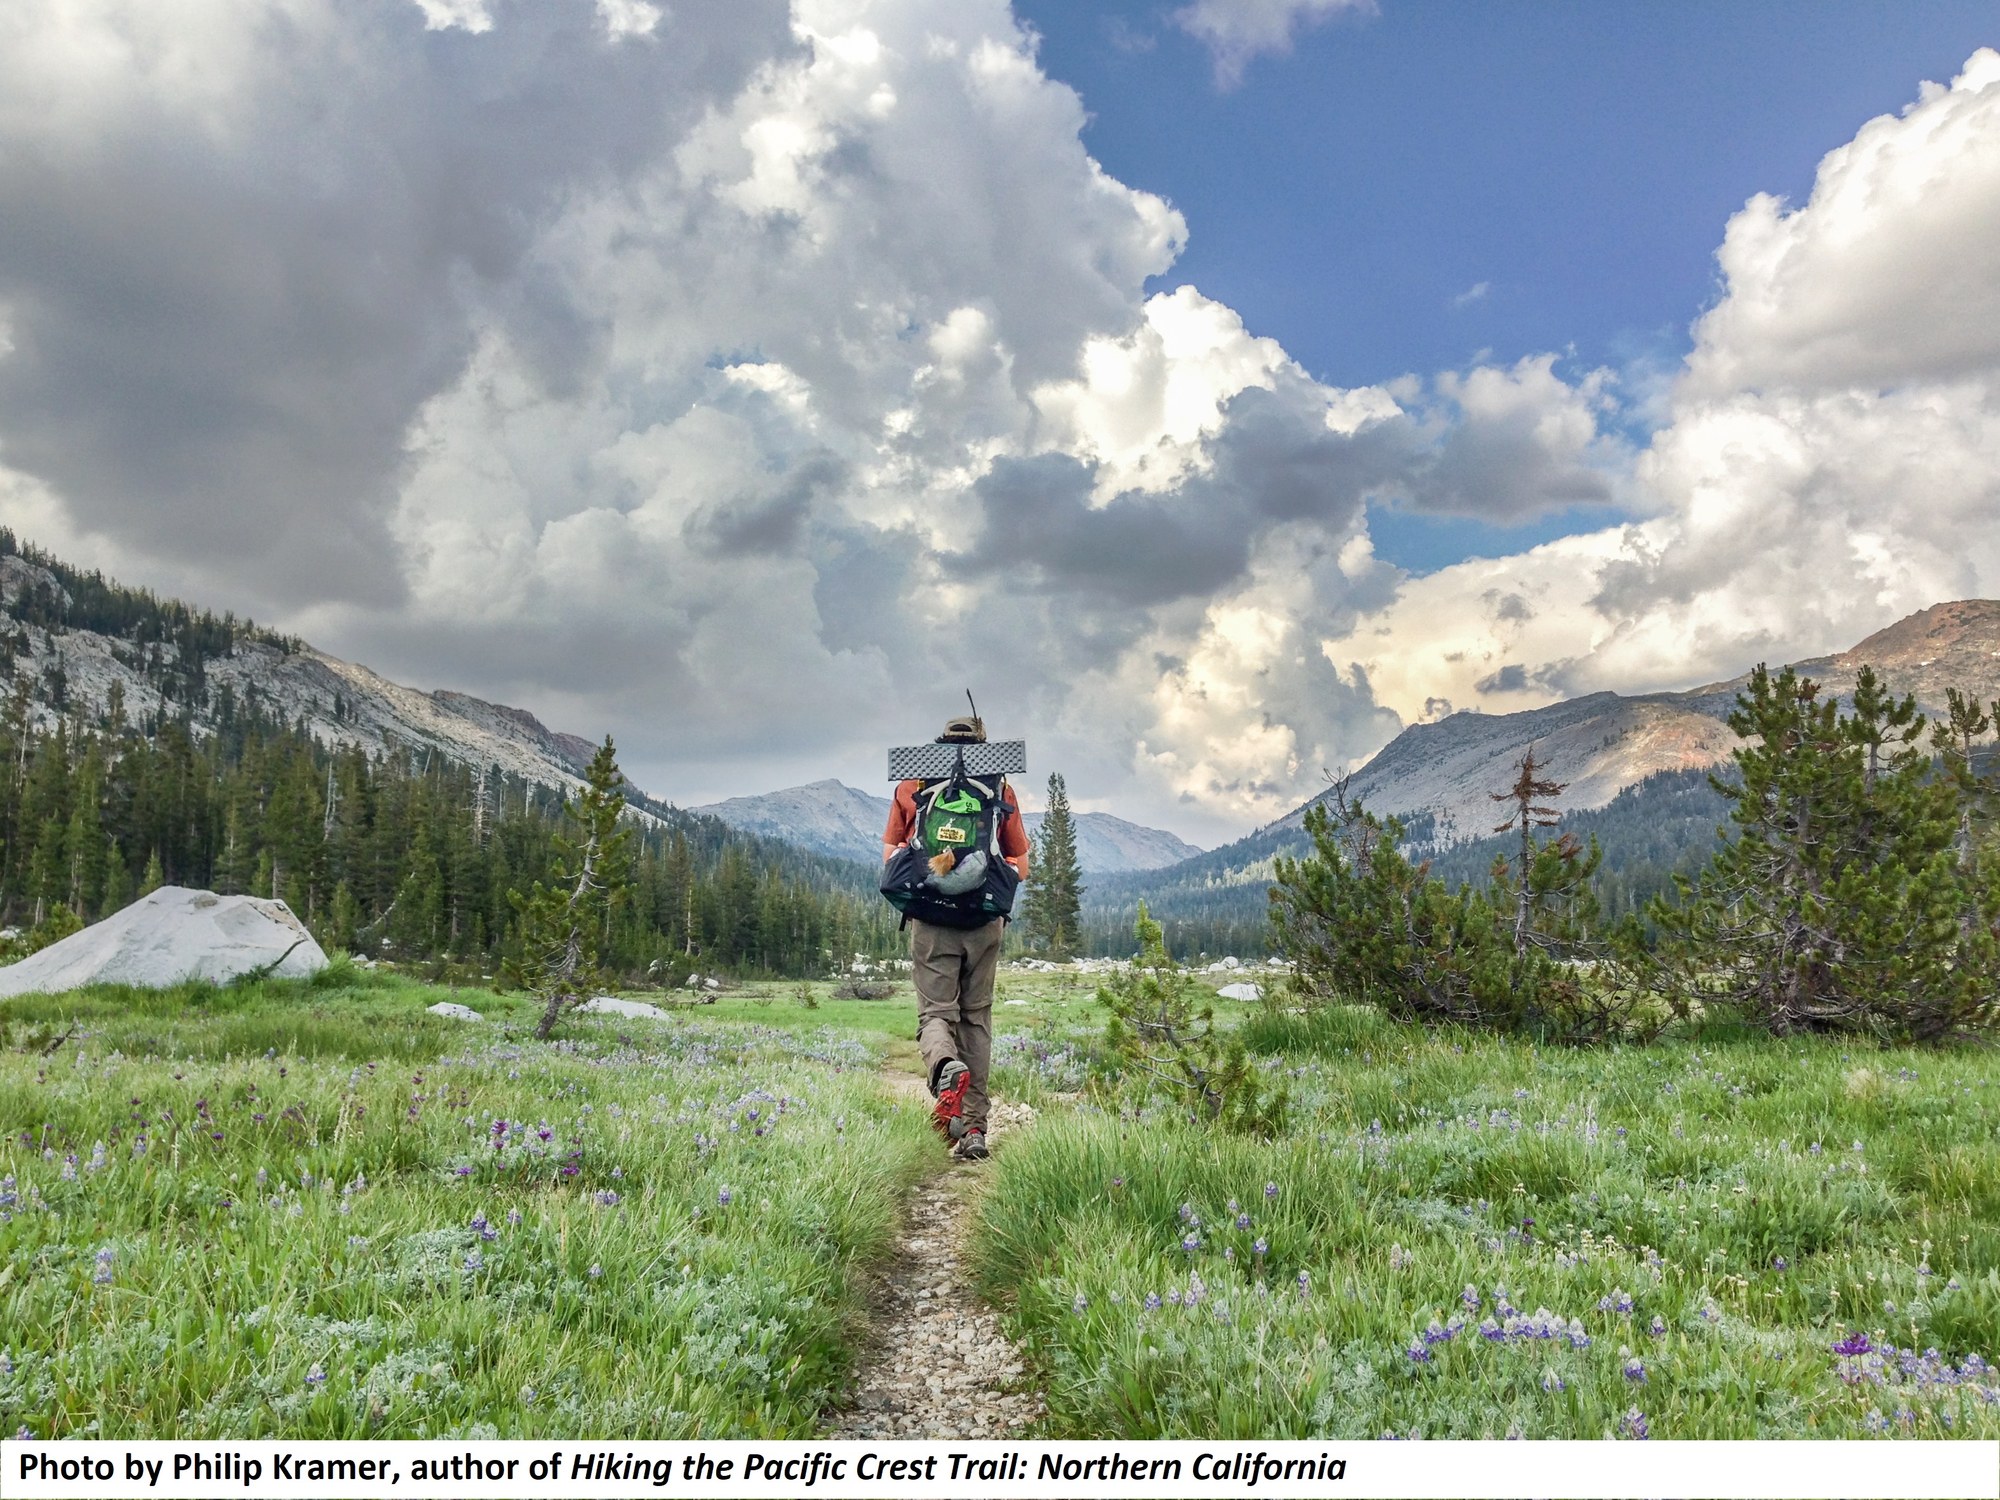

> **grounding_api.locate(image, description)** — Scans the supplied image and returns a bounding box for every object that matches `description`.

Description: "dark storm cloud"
[688,454,845,557]
[946,382,1412,610]
[0,0,790,611]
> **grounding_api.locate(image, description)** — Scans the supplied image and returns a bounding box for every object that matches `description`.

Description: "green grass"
[7,962,1996,1441]
[0,973,934,1438]
[972,1003,2000,1439]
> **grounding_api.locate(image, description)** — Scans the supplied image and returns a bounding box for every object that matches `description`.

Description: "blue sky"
[1014,0,2000,569]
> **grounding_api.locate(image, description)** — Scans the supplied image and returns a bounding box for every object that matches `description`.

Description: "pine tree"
[1649,665,1995,1040]
[1025,772,1083,958]
[505,738,637,1040]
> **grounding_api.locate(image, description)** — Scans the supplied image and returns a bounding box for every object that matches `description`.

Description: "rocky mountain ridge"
[6,551,611,802]
[1107,599,2000,901]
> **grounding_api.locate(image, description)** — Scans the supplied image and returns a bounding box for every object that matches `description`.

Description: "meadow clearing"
[2,962,1996,1441]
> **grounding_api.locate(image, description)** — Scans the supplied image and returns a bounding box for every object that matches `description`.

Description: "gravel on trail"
[822,1097,1046,1440]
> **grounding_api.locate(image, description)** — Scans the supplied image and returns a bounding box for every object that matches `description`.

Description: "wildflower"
[1649,1315,1667,1338]
[92,1248,115,1286]
[1541,1370,1565,1393]
[1181,1233,1200,1254]
[0,1353,11,1376]
[1833,1332,1873,1357]
[1620,1408,1650,1440]
[594,1190,620,1207]
[1143,1293,1161,1310]
[506,1208,523,1225]
[471,1213,498,1242]
[1461,1283,1481,1311]
[347,1235,367,1248]
[1565,1320,1591,1351]
[520,1387,537,1406]
[1623,1358,1647,1382]
[1235,1213,1252,1231]
[587,1263,602,1279]
[717,1186,733,1206]
[11,1427,31,1441]
[1296,1270,1310,1300]
[1406,1343,1430,1364]
[59,1154,77,1182]
[306,1364,327,1388]
[1071,1293,1088,1315]
[453,1165,474,1178]
[463,1249,484,1274]
[1264,1181,1278,1200]
[1771,1255,1788,1271]
[1389,1243,1412,1271]
[1252,1237,1268,1258]
[86,1142,106,1172]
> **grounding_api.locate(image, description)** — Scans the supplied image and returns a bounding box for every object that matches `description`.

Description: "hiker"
[880,714,1030,1161]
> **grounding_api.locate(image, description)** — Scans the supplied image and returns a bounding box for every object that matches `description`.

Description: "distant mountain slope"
[1087,599,2000,951]
[693,779,1202,874]
[4,548,610,802]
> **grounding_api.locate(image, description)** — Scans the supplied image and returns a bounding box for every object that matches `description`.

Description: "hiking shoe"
[931,1058,969,1098]
[952,1129,989,1161]
[930,1059,971,1139]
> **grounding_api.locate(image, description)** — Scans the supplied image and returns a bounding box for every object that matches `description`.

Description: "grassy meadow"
[3,961,1997,1441]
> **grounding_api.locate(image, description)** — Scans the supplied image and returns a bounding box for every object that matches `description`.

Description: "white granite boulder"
[427,1002,484,1021]
[1217,982,1263,1002]
[579,996,668,1020]
[0,886,328,998]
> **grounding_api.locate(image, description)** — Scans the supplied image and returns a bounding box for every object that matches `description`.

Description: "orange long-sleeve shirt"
[881,778,1030,878]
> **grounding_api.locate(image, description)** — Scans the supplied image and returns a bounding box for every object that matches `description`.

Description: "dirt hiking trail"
[821,1076,1046,1439]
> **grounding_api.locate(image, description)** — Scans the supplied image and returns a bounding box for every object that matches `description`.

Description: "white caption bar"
[6,1439,1996,1500]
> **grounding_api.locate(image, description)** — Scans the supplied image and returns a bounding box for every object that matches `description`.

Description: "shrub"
[1098,905,1286,1134]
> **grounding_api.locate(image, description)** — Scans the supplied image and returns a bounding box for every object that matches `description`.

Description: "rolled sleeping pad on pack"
[887,740,1027,780]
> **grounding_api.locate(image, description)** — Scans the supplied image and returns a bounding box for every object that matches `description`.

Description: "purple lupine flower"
[1461,1283,1481,1311]
[1296,1270,1310,1300]
[1406,1343,1431,1364]
[1478,1318,1504,1342]
[1264,1181,1278,1200]
[717,1186,733,1206]
[587,1263,602,1279]
[594,1190,620,1207]
[1072,1293,1088,1314]
[1236,1214,1252,1231]
[1144,1293,1162,1310]
[306,1364,327,1388]
[463,1249,484,1273]
[471,1213,498,1242]
[1252,1237,1268,1258]
[1389,1243,1412,1271]
[1620,1408,1650,1440]
[1623,1358,1647,1382]
[1542,1370,1565,1393]
[1833,1332,1874,1357]
[92,1248,115,1286]
[1181,1233,1200,1253]
[506,1208,523,1225]
[1771,1255,1788,1271]
[1649,1316,1667,1338]
[1178,1202,1196,1223]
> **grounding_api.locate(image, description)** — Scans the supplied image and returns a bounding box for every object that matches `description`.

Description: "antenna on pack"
[965,689,979,721]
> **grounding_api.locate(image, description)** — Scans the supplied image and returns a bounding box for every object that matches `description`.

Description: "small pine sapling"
[504,738,636,1040]
[1098,903,1286,1135]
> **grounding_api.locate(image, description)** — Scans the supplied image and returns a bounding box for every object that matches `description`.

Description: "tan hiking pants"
[910,917,1003,1132]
